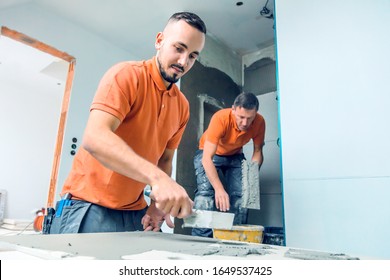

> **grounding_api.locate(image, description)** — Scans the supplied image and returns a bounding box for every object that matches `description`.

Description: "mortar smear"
[178,242,273,257]
[284,248,360,260]
[241,159,260,209]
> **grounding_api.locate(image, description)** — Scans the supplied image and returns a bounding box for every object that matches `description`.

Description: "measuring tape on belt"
[33,175,58,232]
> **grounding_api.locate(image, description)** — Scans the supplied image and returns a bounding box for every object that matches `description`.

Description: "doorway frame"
[1,26,75,209]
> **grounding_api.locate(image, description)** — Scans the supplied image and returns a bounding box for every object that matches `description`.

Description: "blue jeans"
[192,150,248,237]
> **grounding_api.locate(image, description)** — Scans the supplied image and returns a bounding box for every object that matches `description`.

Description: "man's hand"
[201,141,230,212]
[149,179,193,219]
[214,188,230,212]
[141,202,175,232]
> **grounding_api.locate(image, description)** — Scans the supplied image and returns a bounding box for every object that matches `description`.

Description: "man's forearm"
[202,157,224,191]
[251,150,263,168]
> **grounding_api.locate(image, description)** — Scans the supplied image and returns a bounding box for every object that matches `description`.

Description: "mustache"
[171,64,184,72]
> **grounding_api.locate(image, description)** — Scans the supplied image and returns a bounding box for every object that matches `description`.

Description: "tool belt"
[42,207,56,234]
[42,193,72,234]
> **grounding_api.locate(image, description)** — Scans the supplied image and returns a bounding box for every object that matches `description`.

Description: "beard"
[157,57,180,84]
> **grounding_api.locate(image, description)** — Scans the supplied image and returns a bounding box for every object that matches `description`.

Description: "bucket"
[213,225,264,243]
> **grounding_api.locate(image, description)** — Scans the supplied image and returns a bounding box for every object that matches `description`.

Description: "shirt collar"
[147,56,177,97]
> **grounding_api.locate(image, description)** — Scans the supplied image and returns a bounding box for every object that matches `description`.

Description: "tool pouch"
[42,193,72,234]
[42,207,56,234]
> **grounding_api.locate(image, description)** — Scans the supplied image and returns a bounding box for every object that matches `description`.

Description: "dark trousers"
[192,150,248,237]
[48,199,147,234]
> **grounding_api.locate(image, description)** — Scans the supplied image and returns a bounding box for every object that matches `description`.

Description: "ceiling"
[0,0,275,57]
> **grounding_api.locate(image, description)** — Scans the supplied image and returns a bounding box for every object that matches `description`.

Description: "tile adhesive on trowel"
[181,209,234,230]
[144,189,234,230]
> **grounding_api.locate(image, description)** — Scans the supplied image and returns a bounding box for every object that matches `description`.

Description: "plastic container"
[213,225,264,243]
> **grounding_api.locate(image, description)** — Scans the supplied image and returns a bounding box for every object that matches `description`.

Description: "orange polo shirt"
[199,108,265,156]
[61,57,189,210]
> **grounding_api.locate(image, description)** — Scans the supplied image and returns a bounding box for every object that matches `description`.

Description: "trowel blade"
[182,209,234,229]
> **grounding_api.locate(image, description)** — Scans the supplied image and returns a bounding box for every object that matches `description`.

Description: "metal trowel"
[182,209,234,229]
[144,189,234,229]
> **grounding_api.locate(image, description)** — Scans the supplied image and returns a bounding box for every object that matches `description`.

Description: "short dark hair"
[233,92,259,111]
[169,12,207,34]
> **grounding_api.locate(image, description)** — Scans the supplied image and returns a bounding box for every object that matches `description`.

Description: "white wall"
[275,0,390,258]
[0,36,65,220]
